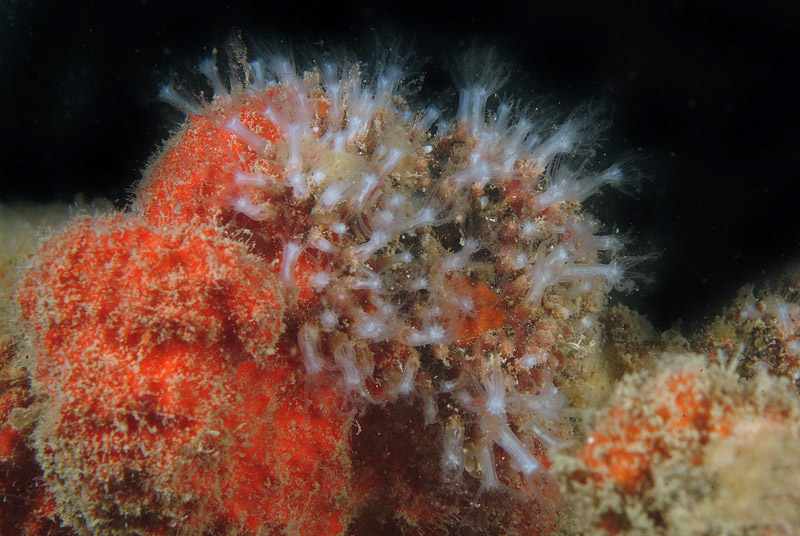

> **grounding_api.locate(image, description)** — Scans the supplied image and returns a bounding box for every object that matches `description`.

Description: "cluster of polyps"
[731,285,800,383]
[157,48,639,496]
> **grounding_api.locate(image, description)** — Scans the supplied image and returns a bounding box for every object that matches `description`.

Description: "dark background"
[2,1,799,331]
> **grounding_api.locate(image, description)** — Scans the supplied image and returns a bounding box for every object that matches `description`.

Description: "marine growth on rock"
[4,41,797,536]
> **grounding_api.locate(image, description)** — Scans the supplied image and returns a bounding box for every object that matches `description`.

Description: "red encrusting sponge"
[16,215,356,535]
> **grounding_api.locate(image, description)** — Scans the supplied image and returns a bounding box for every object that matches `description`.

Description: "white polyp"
[225,117,267,153]
[402,323,448,347]
[320,308,338,330]
[262,105,285,129]
[477,441,501,493]
[391,357,420,399]
[512,252,529,271]
[348,266,384,292]
[280,239,305,289]
[322,64,344,126]
[417,105,440,133]
[531,121,579,169]
[494,101,513,127]
[454,389,477,411]
[271,55,305,100]
[386,193,405,210]
[332,132,347,152]
[559,261,625,288]
[350,173,380,211]
[495,423,541,476]
[525,244,571,307]
[457,88,472,125]
[595,164,624,187]
[439,238,480,273]
[308,271,331,290]
[286,123,304,175]
[388,251,413,265]
[354,311,396,342]
[292,89,312,123]
[158,84,200,115]
[333,343,364,391]
[318,181,349,211]
[483,368,507,416]
[307,234,337,254]
[376,65,403,102]
[409,277,428,291]
[353,229,392,261]
[565,279,596,300]
[423,391,438,425]
[441,421,465,483]
[372,209,395,229]
[231,195,270,221]
[248,59,268,86]
[520,381,566,420]
[377,148,405,177]
[234,170,270,189]
[450,292,475,315]
[519,350,549,370]
[453,157,492,188]
[521,220,545,240]
[595,234,625,253]
[470,87,490,130]
[403,206,440,232]
[439,379,460,394]
[345,114,366,143]
[288,173,309,199]
[298,324,325,376]
[762,295,800,335]
[575,314,595,334]
[507,118,534,149]
[531,175,573,211]
[524,420,561,449]
[198,57,228,98]
[437,117,452,136]
[310,170,327,184]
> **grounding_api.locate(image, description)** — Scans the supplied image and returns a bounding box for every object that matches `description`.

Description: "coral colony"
[2,43,799,536]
